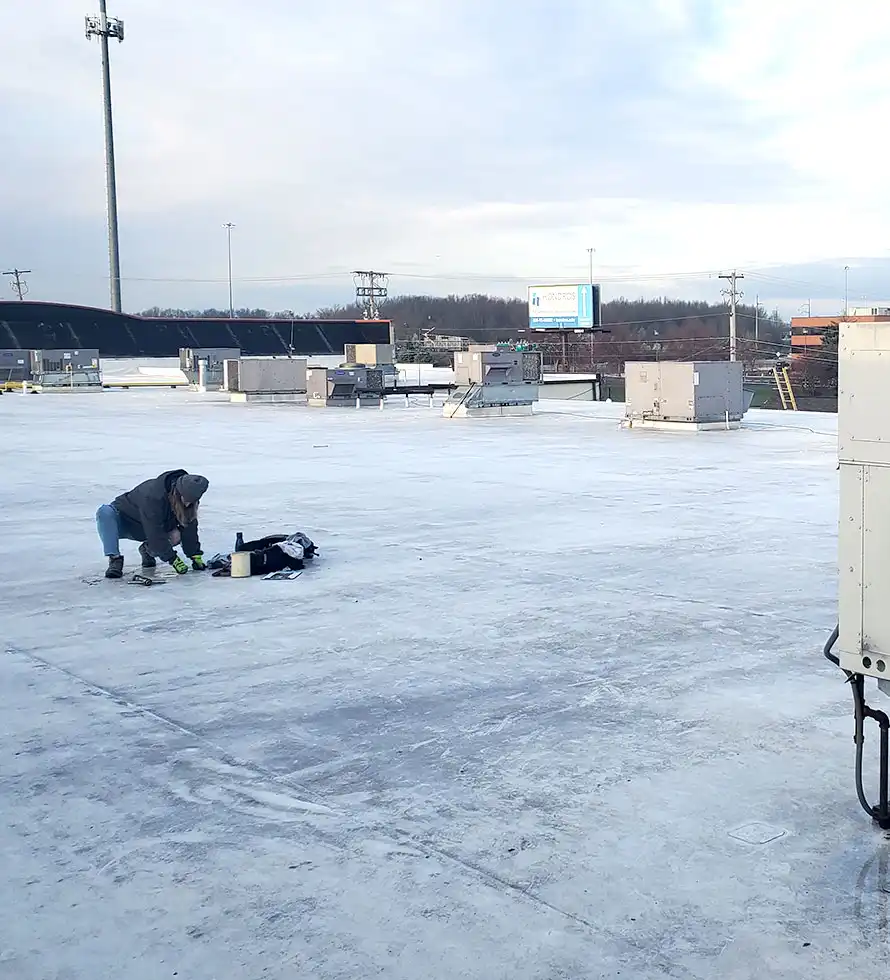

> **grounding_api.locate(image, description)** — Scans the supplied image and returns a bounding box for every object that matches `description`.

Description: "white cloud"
[0,0,888,314]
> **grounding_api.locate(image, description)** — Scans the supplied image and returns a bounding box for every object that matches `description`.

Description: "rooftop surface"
[1,389,887,980]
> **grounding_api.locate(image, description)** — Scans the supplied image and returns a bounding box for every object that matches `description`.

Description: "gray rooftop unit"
[30,349,102,392]
[225,357,308,403]
[445,348,542,418]
[343,343,397,388]
[307,366,385,407]
[0,349,31,384]
[624,360,745,430]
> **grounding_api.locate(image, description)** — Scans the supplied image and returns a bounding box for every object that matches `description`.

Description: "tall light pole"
[844,265,850,315]
[224,223,235,317]
[85,1,125,312]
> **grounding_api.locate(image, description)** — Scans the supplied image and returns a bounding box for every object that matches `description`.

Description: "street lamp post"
[224,223,235,318]
[85,0,125,312]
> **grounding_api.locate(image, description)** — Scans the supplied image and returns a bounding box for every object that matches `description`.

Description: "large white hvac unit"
[836,320,890,690]
[225,357,308,403]
[624,360,745,430]
[826,319,890,831]
[443,346,542,418]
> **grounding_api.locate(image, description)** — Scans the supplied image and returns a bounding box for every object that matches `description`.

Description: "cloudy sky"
[1,0,888,315]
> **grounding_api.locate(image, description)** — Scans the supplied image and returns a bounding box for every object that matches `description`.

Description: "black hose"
[823,624,840,667]
[826,624,890,825]
[851,673,875,817]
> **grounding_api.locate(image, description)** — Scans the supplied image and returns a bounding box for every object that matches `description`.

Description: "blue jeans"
[96,503,130,557]
[96,503,181,557]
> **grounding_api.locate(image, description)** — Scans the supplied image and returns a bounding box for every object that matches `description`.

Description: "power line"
[79,262,849,296]
[3,268,31,300]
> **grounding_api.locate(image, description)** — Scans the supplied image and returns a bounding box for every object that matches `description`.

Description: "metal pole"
[719,271,743,362]
[587,247,595,375]
[729,279,737,362]
[98,0,122,312]
[844,265,849,316]
[224,223,235,317]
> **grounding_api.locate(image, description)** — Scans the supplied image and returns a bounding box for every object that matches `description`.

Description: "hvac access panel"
[838,320,890,679]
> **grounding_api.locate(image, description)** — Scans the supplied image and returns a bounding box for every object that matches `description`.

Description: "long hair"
[169,488,199,527]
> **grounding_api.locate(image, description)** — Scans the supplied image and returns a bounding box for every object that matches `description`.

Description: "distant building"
[790,310,890,354]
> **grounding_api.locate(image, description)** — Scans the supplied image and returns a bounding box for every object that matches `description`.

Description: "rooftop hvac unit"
[0,349,30,385]
[31,349,99,373]
[445,347,540,418]
[342,343,397,388]
[307,366,385,407]
[453,348,541,386]
[30,349,102,392]
[343,343,395,367]
[226,357,308,402]
[624,360,745,430]
[180,347,240,388]
[828,318,890,830]
[231,357,307,393]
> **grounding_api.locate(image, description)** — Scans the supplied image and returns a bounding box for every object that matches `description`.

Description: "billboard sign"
[528,283,601,330]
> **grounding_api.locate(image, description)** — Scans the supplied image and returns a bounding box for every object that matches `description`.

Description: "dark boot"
[105,555,124,579]
[139,543,157,568]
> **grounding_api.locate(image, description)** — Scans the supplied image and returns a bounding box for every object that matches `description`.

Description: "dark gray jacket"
[112,468,202,562]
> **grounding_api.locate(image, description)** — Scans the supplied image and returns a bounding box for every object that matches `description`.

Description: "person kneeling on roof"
[95,469,210,579]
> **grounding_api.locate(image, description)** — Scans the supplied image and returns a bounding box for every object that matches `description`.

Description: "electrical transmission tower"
[718,270,744,362]
[353,271,388,319]
[85,0,125,312]
[3,268,31,301]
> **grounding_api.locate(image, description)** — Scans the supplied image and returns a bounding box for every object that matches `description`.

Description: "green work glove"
[191,554,207,571]
[170,553,189,575]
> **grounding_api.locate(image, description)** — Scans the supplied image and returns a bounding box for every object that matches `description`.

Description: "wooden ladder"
[773,365,798,410]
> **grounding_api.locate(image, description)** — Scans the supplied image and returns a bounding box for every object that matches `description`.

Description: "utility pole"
[224,223,235,317]
[85,1,125,313]
[718,271,744,362]
[3,268,31,301]
[353,271,388,319]
[754,293,759,344]
[844,265,850,316]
